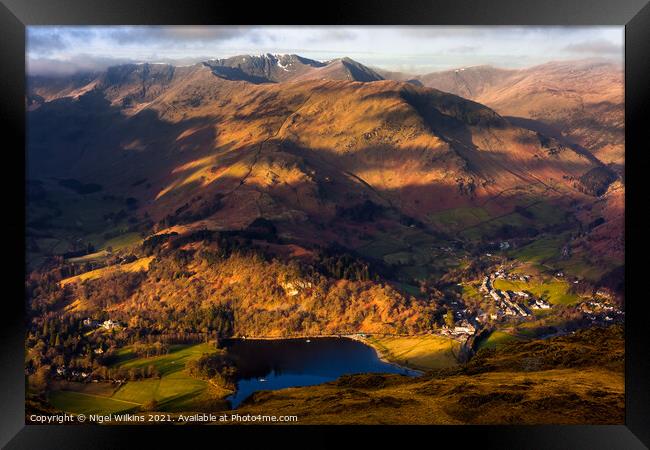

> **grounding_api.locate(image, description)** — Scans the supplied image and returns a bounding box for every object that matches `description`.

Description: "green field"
[48,343,230,415]
[113,343,216,376]
[525,201,570,225]
[493,278,581,306]
[508,234,568,265]
[67,250,112,264]
[67,232,143,264]
[109,375,211,410]
[357,237,405,260]
[459,213,527,241]
[462,200,572,242]
[49,390,140,415]
[461,283,483,302]
[60,256,153,286]
[365,335,460,371]
[477,331,524,350]
[102,232,143,252]
[355,223,461,288]
[428,207,492,233]
[27,179,145,269]
[551,254,617,282]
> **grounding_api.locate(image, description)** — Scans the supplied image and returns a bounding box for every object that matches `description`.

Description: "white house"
[101,320,118,330]
[452,320,476,335]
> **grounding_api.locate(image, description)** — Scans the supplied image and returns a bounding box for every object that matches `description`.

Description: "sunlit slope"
[29,64,604,241]
[398,60,624,167]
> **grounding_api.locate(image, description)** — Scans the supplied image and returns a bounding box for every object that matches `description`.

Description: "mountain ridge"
[27,55,622,278]
[379,59,624,167]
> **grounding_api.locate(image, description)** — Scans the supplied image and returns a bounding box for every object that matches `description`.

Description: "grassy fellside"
[477,330,524,350]
[363,335,461,371]
[59,256,154,287]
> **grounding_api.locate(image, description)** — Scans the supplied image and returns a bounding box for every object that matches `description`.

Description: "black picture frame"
[1,1,648,448]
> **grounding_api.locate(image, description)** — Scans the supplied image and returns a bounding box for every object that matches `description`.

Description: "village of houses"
[53,318,124,383]
[436,265,623,346]
[479,269,550,318]
[436,268,548,342]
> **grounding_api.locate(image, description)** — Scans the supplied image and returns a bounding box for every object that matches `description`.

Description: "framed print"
[1,0,648,448]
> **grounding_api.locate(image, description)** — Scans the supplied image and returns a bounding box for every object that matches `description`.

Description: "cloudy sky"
[27,26,624,76]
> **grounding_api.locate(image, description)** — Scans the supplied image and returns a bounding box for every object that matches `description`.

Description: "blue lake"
[222,337,420,408]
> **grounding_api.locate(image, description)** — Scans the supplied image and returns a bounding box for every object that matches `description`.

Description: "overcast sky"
[27,26,624,76]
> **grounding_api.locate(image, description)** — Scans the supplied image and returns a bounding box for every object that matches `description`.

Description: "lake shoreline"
[222,336,421,408]
[227,334,428,373]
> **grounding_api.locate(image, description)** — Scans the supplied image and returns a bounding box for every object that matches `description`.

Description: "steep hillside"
[378,60,624,272]
[293,57,384,82]
[28,72,102,103]
[28,64,599,226]
[57,234,441,337]
[27,57,621,283]
[390,60,624,168]
[414,65,514,100]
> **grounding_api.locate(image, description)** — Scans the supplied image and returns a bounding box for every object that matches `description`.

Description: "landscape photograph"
[25,26,625,425]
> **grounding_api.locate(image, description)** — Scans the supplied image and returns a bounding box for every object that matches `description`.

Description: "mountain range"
[26,54,623,279]
[380,60,624,168]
